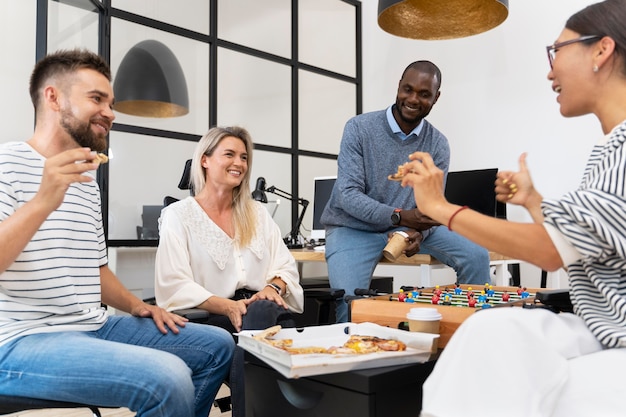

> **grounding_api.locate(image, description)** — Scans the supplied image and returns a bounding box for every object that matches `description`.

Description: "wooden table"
[290,249,519,287]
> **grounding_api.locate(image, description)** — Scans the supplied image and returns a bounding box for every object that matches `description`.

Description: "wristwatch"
[391,208,402,226]
[266,282,283,296]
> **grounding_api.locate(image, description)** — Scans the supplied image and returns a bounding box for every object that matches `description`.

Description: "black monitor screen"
[310,176,336,241]
[445,169,506,218]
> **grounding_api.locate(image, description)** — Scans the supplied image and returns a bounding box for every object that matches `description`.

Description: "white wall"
[1,1,36,142]
[0,0,599,291]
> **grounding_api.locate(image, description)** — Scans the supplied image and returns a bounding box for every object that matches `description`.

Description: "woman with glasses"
[400,1,626,416]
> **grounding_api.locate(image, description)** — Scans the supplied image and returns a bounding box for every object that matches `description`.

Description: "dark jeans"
[197,296,295,417]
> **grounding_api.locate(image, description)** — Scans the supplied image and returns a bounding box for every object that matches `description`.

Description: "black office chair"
[163,158,193,208]
[0,395,103,416]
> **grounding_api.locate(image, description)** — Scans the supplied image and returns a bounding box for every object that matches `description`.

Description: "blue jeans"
[0,315,235,417]
[325,225,490,322]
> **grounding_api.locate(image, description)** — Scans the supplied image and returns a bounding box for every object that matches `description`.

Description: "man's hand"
[397,228,424,257]
[131,303,188,334]
[36,148,101,213]
[401,209,441,231]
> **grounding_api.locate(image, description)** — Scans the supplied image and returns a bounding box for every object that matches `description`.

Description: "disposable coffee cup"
[406,308,442,352]
[383,231,409,261]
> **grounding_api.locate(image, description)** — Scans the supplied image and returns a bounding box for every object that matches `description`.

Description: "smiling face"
[202,135,248,189]
[393,67,441,134]
[548,29,599,118]
[58,68,115,152]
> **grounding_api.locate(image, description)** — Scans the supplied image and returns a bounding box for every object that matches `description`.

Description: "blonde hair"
[190,126,257,246]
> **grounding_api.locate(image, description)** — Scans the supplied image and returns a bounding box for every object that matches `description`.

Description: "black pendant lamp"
[113,40,189,118]
[378,0,509,40]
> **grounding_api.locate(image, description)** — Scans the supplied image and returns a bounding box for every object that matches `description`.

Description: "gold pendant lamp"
[378,0,509,40]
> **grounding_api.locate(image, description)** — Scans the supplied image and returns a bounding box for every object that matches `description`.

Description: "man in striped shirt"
[0,49,234,417]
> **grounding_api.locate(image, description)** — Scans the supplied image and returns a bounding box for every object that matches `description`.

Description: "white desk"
[290,249,520,287]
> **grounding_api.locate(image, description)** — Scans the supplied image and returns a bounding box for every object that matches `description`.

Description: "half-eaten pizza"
[252,325,406,355]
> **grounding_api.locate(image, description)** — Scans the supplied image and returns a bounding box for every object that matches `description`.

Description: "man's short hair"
[402,60,442,90]
[29,49,111,110]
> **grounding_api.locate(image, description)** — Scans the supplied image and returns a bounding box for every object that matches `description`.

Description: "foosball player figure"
[502,290,511,302]
[467,287,474,299]
[454,284,463,295]
[517,286,523,296]
[486,285,495,297]
[431,294,440,305]
[434,285,442,296]
[521,287,530,299]
[481,301,492,309]
[442,293,452,306]
[398,291,407,302]
[478,291,487,303]
[468,296,477,308]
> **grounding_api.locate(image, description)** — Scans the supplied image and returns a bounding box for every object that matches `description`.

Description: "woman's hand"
[400,152,448,217]
[224,299,252,332]
[496,153,538,207]
[251,286,289,309]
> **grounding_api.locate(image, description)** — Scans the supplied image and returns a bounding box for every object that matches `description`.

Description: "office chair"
[0,395,103,416]
[163,158,193,208]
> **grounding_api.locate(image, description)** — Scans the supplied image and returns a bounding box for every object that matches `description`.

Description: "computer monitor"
[139,205,163,240]
[445,168,506,219]
[309,176,336,242]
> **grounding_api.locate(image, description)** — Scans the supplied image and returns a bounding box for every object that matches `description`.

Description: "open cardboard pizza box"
[237,322,437,379]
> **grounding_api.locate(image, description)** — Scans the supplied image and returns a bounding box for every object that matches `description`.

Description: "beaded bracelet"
[447,205,469,231]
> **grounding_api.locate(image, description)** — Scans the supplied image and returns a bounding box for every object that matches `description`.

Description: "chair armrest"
[173,308,211,321]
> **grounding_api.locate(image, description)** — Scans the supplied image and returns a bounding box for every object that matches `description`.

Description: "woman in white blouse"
[155,126,304,417]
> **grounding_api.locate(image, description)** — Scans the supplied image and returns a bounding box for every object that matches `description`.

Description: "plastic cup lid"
[406,307,442,321]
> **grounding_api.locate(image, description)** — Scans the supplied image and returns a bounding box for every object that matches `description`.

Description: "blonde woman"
[156,126,304,417]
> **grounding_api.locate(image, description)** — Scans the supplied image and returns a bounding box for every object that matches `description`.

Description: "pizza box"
[237,322,437,379]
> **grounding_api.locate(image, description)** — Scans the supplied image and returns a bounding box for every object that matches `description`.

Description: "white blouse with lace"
[155,197,304,313]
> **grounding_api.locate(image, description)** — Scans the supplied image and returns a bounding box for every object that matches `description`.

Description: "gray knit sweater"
[321,109,450,233]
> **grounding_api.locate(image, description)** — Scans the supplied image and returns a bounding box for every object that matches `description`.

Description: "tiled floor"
[5,385,232,417]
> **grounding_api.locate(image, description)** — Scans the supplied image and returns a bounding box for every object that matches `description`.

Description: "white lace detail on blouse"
[178,198,265,270]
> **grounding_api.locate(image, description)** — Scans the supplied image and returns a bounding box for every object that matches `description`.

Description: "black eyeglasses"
[546,35,601,69]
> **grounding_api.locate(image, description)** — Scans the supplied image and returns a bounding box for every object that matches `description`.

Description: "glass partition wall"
[37,0,361,246]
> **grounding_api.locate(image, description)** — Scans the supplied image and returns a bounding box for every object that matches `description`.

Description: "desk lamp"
[252,177,309,249]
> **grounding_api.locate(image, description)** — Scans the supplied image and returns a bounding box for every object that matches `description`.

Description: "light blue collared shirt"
[386,105,424,140]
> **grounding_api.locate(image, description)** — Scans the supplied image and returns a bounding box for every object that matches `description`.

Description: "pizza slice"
[92,153,109,164]
[344,335,407,353]
[387,164,407,181]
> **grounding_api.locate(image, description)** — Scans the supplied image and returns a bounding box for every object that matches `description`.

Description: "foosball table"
[350,284,540,348]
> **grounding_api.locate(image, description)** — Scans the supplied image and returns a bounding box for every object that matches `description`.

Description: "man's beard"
[59,108,107,152]
[394,102,429,126]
